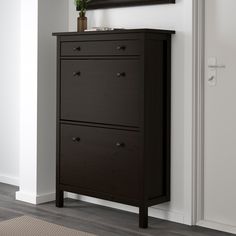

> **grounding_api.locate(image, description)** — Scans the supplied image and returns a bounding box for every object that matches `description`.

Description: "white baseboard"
[197,220,236,235]
[0,175,19,186]
[66,192,184,224]
[15,191,55,205]
[149,205,184,224]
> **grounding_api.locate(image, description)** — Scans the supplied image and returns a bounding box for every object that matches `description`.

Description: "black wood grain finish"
[60,124,140,201]
[61,40,141,56]
[60,59,141,127]
[53,29,175,228]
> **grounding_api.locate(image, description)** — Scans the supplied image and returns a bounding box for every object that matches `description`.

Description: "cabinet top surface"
[52,28,175,36]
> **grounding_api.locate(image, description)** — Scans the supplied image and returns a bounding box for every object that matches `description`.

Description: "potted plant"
[74,0,91,32]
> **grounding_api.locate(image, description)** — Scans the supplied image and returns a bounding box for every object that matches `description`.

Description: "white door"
[204,0,236,230]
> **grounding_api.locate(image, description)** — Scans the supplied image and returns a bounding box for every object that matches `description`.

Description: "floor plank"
[0,183,234,236]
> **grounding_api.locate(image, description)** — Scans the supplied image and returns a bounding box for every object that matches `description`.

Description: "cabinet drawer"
[61,40,141,56]
[60,124,140,200]
[60,59,141,127]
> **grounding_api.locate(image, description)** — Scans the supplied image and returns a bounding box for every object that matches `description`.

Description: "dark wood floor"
[0,183,234,236]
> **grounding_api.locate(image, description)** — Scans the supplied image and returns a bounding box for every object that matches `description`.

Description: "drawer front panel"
[60,59,141,127]
[60,124,140,199]
[61,40,141,56]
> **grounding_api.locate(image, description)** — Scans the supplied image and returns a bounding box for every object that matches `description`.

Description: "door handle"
[72,137,81,143]
[73,47,81,51]
[208,57,226,69]
[116,142,125,147]
[116,72,126,78]
[116,45,126,51]
[208,65,226,69]
[73,71,81,77]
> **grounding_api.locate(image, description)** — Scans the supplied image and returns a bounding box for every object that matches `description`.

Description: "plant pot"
[77,16,87,32]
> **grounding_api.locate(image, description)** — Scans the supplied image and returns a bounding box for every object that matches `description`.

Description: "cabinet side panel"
[145,37,170,202]
[56,36,63,203]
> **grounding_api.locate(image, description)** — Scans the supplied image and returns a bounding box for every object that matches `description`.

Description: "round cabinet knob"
[73,46,81,51]
[116,72,126,78]
[116,142,125,147]
[73,71,81,77]
[116,45,126,51]
[72,137,81,143]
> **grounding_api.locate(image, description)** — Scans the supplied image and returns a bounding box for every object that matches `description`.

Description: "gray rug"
[0,216,96,236]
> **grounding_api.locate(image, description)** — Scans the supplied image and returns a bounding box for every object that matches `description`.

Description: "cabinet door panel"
[60,124,140,199]
[60,59,141,127]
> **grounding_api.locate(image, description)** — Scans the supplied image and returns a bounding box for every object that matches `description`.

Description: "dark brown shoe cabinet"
[53,29,174,228]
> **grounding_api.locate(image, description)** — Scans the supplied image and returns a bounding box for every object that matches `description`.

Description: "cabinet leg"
[139,205,148,228]
[56,190,64,208]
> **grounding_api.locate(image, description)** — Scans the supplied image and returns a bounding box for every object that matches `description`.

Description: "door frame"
[192,1,236,234]
[192,0,205,225]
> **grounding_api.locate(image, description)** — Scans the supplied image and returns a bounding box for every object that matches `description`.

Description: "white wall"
[68,0,193,224]
[16,0,68,204]
[0,0,21,186]
[37,0,69,197]
[16,0,38,201]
